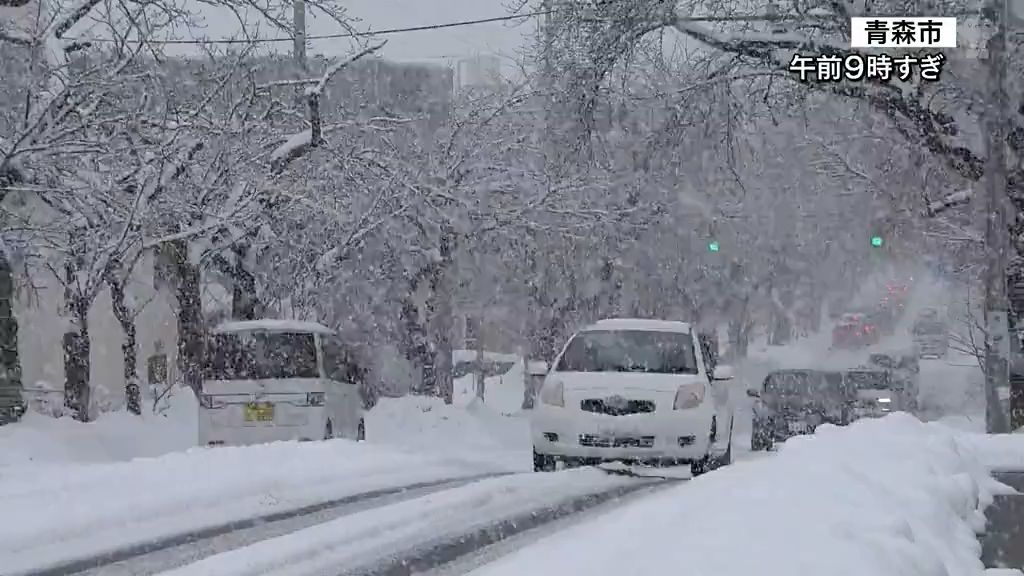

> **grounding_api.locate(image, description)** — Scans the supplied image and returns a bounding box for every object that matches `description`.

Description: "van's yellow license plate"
[244,402,275,422]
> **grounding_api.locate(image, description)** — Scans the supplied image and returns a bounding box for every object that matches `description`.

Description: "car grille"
[579,434,655,448]
[580,398,655,416]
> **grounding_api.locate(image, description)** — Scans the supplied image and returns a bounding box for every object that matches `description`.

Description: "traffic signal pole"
[983,0,1013,434]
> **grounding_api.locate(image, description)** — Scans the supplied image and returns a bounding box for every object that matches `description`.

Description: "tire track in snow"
[368,480,678,576]
[17,473,511,576]
[141,468,671,576]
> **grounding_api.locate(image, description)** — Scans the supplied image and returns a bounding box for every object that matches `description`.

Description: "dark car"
[911,317,949,359]
[0,385,26,426]
[845,368,903,419]
[867,352,920,413]
[749,369,855,451]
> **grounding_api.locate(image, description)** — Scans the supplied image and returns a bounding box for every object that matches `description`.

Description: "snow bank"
[451,350,527,415]
[366,395,530,471]
[0,436,507,575]
[0,388,198,467]
[453,370,526,415]
[954,432,1024,470]
[471,414,1013,576]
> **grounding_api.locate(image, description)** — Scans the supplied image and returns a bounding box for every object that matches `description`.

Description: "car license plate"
[244,402,275,422]
[788,421,808,433]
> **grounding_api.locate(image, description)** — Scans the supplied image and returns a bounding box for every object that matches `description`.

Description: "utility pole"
[293,0,307,72]
[983,0,1012,434]
[475,315,485,401]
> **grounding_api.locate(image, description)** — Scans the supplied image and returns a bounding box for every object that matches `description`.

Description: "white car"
[530,318,736,475]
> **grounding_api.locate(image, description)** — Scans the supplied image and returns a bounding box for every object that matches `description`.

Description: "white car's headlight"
[673,382,706,410]
[540,380,564,407]
[877,397,892,404]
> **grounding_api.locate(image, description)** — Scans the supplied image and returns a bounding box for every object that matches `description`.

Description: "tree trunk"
[399,299,432,395]
[63,302,91,422]
[166,240,204,396]
[106,272,141,415]
[231,244,258,320]
[430,226,456,405]
[728,320,749,359]
[0,250,24,419]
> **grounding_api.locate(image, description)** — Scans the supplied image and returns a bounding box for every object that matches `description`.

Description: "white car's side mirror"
[527,361,549,376]
[712,365,735,381]
[746,388,761,398]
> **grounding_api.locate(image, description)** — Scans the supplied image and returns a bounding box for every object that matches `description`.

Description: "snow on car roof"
[583,318,693,333]
[211,319,335,335]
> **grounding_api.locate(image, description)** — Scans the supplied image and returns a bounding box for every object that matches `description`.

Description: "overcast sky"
[168,0,538,72]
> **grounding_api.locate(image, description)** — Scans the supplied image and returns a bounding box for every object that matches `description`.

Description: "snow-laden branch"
[665,8,992,192]
[925,189,973,217]
[0,28,32,46]
[49,0,104,39]
[266,41,386,175]
[306,41,386,99]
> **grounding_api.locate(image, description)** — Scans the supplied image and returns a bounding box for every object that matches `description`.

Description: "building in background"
[455,54,502,91]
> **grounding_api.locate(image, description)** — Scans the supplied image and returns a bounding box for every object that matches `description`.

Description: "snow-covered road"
[3,325,1021,576]
[24,415,1016,576]
[147,469,662,576]
[1,440,514,576]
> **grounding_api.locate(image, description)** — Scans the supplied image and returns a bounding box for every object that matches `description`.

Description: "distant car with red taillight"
[831,312,882,349]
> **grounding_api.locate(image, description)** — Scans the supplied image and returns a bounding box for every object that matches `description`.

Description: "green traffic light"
[708,241,720,252]
[871,236,883,248]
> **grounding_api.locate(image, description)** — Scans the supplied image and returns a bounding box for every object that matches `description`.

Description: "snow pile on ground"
[0,437,507,575]
[470,414,1013,576]
[451,350,527,415]
[453,370,526,415]
[0,388,198,467]
[953,432,1024,470]
[366,395,531,471]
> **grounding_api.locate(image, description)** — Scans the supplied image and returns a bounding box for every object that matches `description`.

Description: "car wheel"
[533,449,556,472]
[357,419,366,441]
[690,456,712,476]
[751,420,770,451]
[716,434,733,467]
[324,420,334,440]
[714,419,734,467]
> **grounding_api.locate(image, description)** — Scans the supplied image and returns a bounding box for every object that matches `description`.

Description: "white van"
[199,320,365,447]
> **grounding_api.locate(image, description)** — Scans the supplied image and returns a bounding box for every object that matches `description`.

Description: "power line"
[68,6,983,47]
[73,10,556,45]
[69,5,842,47]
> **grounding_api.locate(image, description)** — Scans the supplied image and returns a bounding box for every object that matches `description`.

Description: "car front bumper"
[530,404,715,463]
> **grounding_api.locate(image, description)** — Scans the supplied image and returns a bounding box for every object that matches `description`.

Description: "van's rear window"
[204,332,318,380]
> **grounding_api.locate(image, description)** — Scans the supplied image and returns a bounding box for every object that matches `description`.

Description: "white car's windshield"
[555,330,698,374]
[204,331,319,380]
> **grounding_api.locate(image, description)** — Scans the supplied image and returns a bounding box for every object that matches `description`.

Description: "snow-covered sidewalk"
[0,439,515,575]
[468,414,1014,576]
